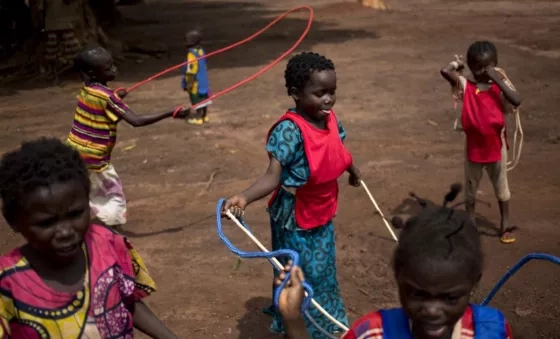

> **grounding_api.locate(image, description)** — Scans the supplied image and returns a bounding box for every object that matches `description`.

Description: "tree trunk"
[88,0,120,27]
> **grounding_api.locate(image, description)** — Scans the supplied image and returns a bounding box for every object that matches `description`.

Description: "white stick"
[224,210,350,332]
[360,180,399,242]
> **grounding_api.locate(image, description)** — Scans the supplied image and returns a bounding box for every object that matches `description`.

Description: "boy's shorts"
[89,164,127,226]
[464,133,510,203]
[189,92,212,109]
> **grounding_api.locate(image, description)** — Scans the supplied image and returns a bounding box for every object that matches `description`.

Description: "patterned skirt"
[89,164,127,226]
[265,189,349,338]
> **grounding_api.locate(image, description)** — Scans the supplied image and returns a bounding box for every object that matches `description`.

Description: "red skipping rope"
[118,6,315,117]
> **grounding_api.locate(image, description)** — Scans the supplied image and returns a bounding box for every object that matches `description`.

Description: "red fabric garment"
[461,81,506,163]
[267,110,352,229]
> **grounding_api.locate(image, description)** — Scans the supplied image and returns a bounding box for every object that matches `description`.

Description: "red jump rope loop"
[124,6,315,111]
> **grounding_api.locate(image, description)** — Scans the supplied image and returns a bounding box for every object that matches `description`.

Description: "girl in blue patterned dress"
[223,52,361,338]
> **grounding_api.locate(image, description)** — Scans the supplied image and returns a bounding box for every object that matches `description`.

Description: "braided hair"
[391,184,483,283]
[0,138,90,224]
[466,40,498,67]
[284,52,335,96]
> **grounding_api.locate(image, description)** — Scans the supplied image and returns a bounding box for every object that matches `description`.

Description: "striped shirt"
[66,83,130,172]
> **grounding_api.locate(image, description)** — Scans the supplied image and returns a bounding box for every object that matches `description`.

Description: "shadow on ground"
[0,0,377,96]
[389,190,500,238]
[237,296,277,339]
[118,213,214,238]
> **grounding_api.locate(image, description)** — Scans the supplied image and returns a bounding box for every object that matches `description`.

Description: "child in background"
[440,41,522,244]
[182,29,212,125]
[66,45,190,230]
[276,184,514,339]
[0,138,178,338]
[41,0,87,81]
[223,52,361,338]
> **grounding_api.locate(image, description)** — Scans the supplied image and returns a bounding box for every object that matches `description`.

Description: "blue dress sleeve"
[337,117,347,141]
[266,120,302,167]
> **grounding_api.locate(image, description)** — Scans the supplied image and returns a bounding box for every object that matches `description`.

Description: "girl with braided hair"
[440,40,522,244]
[277,184,514,339]
[222,51,361,337]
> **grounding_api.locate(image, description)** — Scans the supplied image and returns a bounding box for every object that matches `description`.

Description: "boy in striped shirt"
[67,45,190,230]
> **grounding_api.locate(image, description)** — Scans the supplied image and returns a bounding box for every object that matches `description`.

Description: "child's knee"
[496,188,511,202]
[494,181,511,201]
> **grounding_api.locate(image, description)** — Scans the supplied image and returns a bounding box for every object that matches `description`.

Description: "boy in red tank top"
[440,41,522,244]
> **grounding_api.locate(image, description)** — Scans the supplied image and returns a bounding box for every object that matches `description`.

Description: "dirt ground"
[1,0,559,337]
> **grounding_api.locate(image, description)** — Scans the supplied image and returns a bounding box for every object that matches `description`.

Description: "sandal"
[500,227,517,244]
[187,118,203,125]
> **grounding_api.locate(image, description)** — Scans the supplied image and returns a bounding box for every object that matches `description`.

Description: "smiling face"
[14,180,90,264]
[291,69,337,122]
[397,260,476,339]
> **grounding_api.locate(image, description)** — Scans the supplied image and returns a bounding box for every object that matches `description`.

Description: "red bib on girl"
[267,110,352,230]
[461,81,506,163]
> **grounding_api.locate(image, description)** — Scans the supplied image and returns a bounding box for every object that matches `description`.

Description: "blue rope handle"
[215,198,314,312]
[481,253,560,306]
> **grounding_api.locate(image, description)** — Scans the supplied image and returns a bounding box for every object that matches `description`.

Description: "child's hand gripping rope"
[172,106,194,119]
[274,263,307,322]
[116,88,128,99]
[216,199,313,311]
[216,198,349,334]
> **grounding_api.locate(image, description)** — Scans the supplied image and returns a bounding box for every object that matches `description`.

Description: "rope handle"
[114,87,127,98]
[215,199,314,314]
[172,105,186,118]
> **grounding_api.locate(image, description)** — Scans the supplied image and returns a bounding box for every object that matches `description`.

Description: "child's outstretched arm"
[107,89,191,127]
[484,67,522,107]
[133,301,178,339]
[120,107,189,127]
[440,59,464,87]
[222,157,282,217]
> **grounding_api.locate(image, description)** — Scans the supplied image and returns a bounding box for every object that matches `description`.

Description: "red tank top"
[461,81,505,163]
[267,110,353,230]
